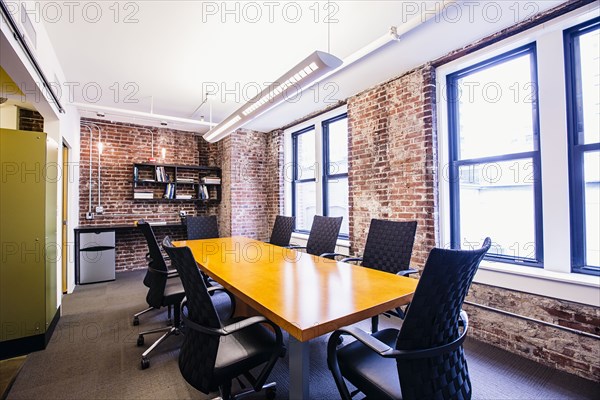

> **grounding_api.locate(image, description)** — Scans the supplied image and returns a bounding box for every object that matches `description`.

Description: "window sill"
[474,260,600,306]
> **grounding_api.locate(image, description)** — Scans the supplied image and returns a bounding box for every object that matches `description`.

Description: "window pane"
[577,28,600,144]
[295,129,315,180]
[456,53,536,159]
[295,181,316,231]
[458,159,536,260]
[327,177,349,236]
[327,118,348,175]
[584,151,600,267]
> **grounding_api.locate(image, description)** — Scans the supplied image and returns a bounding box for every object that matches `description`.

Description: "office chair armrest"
[327,326,392,400]
[182,314,281,340]
[328,310,469,360]
[396,268,418,277]
[384,310,469,360]
[340,257,363,264]
[320,252,346,260]
[287,245,306,250]
[147,265,173,276]
[206,285,226,293]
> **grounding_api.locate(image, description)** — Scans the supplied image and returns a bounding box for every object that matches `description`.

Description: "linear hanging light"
[203,50,342,143]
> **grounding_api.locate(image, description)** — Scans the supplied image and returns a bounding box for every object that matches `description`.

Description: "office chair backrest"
[162,237,222,393]
[306,215,343,256]
[186,215,219,240]
[138,221,169,308]
[361,219,417,274]
[269,215,295,247]
[395,238,491,400]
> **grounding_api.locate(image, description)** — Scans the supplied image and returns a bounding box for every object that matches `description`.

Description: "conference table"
[173,236,418,400]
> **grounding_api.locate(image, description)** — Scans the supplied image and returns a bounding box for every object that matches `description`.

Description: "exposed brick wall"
[114,226,187,270]
[18,108,43,132]
[465,285,600,381]
[219,129,270,240]
[265,130,285,233]
[347,65,437,268]
[78,118,220,270]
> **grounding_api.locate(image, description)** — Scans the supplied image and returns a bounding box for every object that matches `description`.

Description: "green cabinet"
[0,128,59,358]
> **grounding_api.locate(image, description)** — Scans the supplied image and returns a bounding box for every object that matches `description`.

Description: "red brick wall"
[18,108,43,132]
[219,129,270,240]
[265,130,285,233]
[78,118,220,270]
[347,65,437,268]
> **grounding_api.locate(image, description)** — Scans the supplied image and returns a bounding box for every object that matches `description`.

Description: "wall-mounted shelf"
[132,163,221,203]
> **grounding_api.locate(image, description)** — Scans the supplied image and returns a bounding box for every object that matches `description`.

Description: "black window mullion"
[565,17,600,275]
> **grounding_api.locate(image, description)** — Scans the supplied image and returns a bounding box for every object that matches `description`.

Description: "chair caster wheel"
[265,387,276,400]
[141,357,149,369]
[132,317,139,326]
[137,335,144,346]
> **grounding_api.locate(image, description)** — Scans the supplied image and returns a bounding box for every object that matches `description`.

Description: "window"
[292,127,317,232]
[437,8,600,305]
[566,18,600,274]
[446,44,543,266]
[289,107,349,238]
[323,114,349,237]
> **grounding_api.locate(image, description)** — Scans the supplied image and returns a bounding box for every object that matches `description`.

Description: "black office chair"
[268,215,295,247]
[290,215,343,258]
[342,219,417,332]
[133,221,178,326]
[186,215,219,240]
[162,237,285,400]
[327,238,491,400]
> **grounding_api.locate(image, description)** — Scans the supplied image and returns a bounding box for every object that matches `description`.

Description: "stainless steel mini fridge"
[78,231,116,284]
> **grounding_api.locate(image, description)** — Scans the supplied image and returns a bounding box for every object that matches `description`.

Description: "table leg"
[289,336,309,400]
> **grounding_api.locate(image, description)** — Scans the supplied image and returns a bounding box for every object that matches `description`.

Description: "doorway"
[62,143,69,293]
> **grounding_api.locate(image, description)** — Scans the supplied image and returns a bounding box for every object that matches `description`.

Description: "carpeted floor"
[6,270,599,399]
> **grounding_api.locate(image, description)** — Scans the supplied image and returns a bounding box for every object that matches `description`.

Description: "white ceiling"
[42,0,564,134]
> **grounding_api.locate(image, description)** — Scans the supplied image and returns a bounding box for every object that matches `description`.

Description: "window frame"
[446,43,544,267]
[565,17,600,275]
[291,125,317,235]
[322,112,349,239]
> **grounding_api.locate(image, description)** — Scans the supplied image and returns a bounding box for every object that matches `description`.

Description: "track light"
[203,50,342,143]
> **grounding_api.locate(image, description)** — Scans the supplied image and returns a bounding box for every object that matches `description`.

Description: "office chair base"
[221,381,276,400]
[132,307,154,326]
[139,326,180,369]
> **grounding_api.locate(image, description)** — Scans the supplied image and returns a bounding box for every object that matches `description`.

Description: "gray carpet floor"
[6,270,599,400]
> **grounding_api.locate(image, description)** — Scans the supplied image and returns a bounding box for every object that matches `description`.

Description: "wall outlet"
[86,212,94,220]
[95,206,104,214]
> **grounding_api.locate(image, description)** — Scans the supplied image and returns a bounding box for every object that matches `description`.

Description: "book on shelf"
[177,177,197,183]
[198,185,210,200]
[134,191,154,199]
[175,194,193,200]
[201,176,221,184]
[155,166,169,182]
[163,183,175,199]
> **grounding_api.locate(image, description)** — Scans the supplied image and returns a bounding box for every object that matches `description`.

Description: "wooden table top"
[173,236,418,341]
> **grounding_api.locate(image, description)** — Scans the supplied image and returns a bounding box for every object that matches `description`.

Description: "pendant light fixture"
[203,50,343,143]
